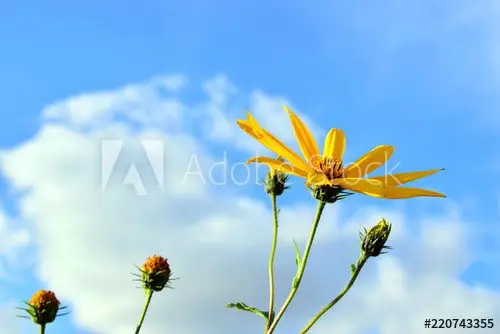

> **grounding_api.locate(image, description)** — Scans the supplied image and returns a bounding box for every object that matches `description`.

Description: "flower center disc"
[310,157,344,181]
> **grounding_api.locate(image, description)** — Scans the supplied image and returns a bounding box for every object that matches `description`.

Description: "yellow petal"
[246,112,263,133]
[333,178,446,199]
[332,178,388,198]
[323,128,346,161]
[283,106,320,163]
[260,129,311,171]
[306,172,332,186]
[370,168,444,186]
[344,145,395,178]
[236,120,261,141]
[246,156,309,177]
[382,186,446,199]
[237,113,310,171]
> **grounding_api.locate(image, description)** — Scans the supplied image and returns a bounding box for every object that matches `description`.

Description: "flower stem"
[266,201,326,334]
[300,253,369,333]
[135,289,154,334]
[265,194,279,331]
[39,324,46,334]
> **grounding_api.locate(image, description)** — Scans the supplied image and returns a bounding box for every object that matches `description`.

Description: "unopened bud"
[264,157,289,196]
[360,218,392,257]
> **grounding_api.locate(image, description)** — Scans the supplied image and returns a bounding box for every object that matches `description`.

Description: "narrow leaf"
[293,239,302,266]
[226,302,269,320]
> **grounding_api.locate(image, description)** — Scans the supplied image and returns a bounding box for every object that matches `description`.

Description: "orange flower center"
[30,290,60,309]
[143,255,171,276]
[310,157,344,180]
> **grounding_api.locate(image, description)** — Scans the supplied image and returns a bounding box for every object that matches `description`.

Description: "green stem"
[300,254,369,333]
[39,324,46,334]
[135,289,154,334]
[265,194,279,331]
[266,201,326,334]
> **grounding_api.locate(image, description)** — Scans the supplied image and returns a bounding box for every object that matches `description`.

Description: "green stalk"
[300,254,369,333]
[266,201,326,334]
[39,324,46,334]
[265,194,279,330]
[135,289,154,334]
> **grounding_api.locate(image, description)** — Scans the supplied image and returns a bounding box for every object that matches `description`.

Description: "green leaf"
[293,239,302,266]
[226,302,269,320]
[350,264,356,274]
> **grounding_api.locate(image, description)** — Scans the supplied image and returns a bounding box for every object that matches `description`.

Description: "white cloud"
[0,75,498,334]
[0,209,31,283]
[0,211,30,257]
[202,74,238,106]
[42,75,189,130]
[0,123,338,334]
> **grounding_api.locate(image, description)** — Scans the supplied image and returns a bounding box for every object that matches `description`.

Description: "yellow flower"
[236,106,445,200]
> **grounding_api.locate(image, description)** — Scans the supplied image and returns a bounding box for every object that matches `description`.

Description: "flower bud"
[140,255,172,292]
[25,290,61,325]
[264,157,289,196]
[360,218,392,257]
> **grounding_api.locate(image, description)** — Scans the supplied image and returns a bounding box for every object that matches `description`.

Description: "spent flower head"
[17,290,68,325]
[360,218,392,257]
[135,255,173,292]
[264,156,289,196]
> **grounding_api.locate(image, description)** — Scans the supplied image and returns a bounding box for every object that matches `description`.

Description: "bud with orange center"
[17,289,68,332]
[139,255,172,292]
[133,255,175,334]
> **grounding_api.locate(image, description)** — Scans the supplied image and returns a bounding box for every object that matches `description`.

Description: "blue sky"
[0,1,499,334]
